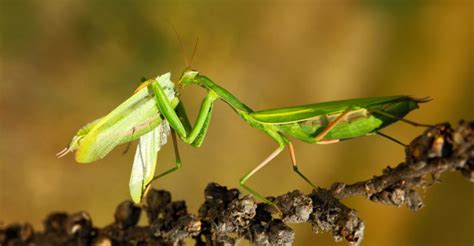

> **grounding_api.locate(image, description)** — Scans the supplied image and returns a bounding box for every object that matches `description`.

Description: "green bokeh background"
[1,1,473,245]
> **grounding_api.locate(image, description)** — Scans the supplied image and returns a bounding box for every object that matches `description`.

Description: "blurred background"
[0,0,473,245]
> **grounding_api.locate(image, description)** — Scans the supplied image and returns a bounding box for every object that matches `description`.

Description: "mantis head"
[178,70,199,88]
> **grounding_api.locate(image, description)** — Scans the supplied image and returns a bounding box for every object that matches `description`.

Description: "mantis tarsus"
[58,70,430,206]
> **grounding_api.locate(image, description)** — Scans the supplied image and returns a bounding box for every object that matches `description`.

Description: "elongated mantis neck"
[196,75,253,114]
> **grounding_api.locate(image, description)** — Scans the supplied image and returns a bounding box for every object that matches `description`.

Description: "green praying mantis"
[58,68,430,205]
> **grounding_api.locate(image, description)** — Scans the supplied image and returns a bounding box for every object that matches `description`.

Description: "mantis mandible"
[58,69,430,206]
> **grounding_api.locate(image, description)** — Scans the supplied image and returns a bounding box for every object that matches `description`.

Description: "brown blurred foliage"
[0,0,472,245]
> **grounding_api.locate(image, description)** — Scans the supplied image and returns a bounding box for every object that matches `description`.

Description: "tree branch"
[2,121,472,245]
[330,121,473,208]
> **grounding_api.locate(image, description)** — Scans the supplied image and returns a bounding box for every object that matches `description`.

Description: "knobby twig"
[1,121,473,245]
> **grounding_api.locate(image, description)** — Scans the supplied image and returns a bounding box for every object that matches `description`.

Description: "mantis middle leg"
[239,131,288,206]
[239,146,285,205]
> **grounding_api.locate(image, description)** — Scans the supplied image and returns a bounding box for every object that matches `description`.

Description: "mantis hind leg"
[315,108,352,142]
[288,142,316,188]
[371,109,433,127]
[376,131,407,147]
[285,109,360,189]
[280,109,354,190]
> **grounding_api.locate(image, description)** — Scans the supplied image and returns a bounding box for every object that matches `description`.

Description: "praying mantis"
[58,69,430,206]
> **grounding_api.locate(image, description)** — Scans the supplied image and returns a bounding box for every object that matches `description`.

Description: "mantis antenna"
[189,37,199,68]
[170,23,199,69]
[170,24,190,69]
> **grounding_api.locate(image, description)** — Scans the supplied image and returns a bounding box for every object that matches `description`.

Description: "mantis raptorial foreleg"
[151,82,187,137]
[191,104,214,148]
[174,102,192,133]
[137,81,218,188]
[151,81,218,145]
[184,92,217,145]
